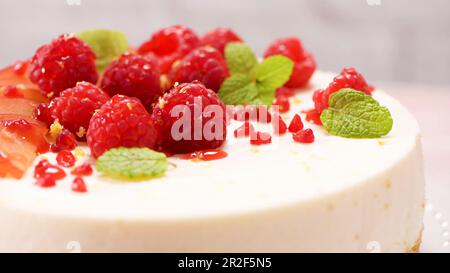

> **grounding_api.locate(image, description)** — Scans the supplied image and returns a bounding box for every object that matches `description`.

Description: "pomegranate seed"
[35,175,56,188]
[293,128,315,144]
[288,114,304,133]
[273,95,290,113]
[56,150,76,168]
[71,163,93,176]
[72,177,87,193]
[250,131,272,145]
[13,60,29,76]
[276,87,295,98]
[3,85,24,98]
[272,114,287,135]
[51,129,77,152]
[234,122,255,138]
[304,109,322,125]
[34,159,66,180]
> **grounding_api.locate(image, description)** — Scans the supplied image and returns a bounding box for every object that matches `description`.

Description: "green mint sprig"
[320,88,393,138]
[96,147,168,181]
[78,29,129,72]
[218,43,293,107]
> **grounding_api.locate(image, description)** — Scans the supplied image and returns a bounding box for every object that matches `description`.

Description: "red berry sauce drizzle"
[179,149,228,161]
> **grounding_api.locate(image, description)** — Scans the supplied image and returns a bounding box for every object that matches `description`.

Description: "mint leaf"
[251,85,277,106]
[225,42,258,75]
[96,147,168,181]
[218,74,258,105]
[219,43,294,107]
[78,29,129,72]
[320,89,393,138]
[255,55,294,90]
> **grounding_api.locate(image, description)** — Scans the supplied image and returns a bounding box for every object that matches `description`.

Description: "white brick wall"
[0,0,449,84]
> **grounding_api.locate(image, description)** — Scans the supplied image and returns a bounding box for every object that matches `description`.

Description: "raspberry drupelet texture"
[87,95,158,158]
[264,37,316,88]
[168,46,229,92]
[201,27,242,54]
[100,53,162,110]
[151,81,227,154]
[48,82,109,138]
[138,25,200,73]
[29,34,98,98]
[313,67,374,114]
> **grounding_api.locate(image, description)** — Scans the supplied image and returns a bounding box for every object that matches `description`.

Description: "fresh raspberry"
[151,81,227,153]
[293,128,315,144]
[56,150,76,168]
[100,53,162,110]
[264,37,316,88]
[138,25,200,73]
[168,46,229,92]
[72,177,87,193]
[272,114,287,136]
[71,163,93,176]
[201,27,242,54]
[234,122,254,138]
[288,114,304,133]
[87,95,158,158]
[50,129,77,152]
[48,82,109,138]
[250,131,272,146]
[313,67,374,114]
[29,34,98,98]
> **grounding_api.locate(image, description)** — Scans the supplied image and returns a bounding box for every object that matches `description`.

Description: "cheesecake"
[0,70,425,253]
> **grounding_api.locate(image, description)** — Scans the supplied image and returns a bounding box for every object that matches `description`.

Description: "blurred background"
[0,0,449,85]
[1,0,449,252]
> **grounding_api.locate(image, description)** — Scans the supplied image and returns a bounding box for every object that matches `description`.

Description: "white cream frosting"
[0,71,425,252]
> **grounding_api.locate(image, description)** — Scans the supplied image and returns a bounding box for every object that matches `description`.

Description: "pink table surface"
[380,83,450,252]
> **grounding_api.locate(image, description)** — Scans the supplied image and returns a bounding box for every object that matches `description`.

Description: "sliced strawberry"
[0,97,39,117]
[0,127,38,178]
[0,116,49,179]
[0,64,47,103]
[0,116,49,153]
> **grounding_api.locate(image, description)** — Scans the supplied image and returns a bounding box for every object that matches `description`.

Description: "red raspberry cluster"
[26,25,378,161]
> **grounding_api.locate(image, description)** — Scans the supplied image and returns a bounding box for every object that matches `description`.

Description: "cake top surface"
[0,71,420,220]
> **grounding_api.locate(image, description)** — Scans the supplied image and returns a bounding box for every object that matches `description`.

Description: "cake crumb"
[384,179,392,189]
[326,203,334,212]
